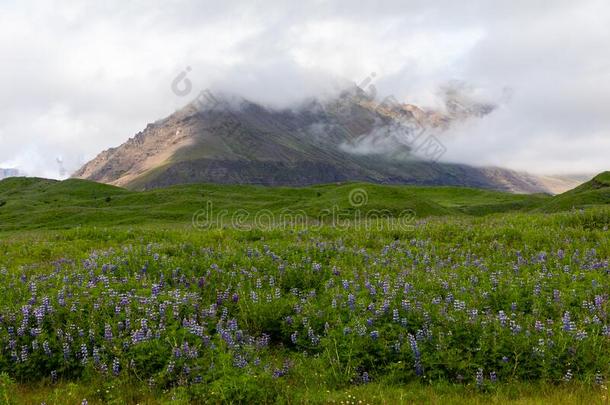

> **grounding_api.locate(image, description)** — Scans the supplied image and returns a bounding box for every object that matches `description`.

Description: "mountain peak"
[73,89,577,193]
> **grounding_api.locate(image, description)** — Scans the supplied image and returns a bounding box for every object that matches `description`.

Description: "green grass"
[4,171,607,234]
[4,378,608,404]
[0,208,608,403]
[538,171,610,212]
[0,175,608,404]
[0,177,557,232]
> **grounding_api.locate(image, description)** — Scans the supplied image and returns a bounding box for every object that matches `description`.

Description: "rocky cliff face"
[73,90,581,193]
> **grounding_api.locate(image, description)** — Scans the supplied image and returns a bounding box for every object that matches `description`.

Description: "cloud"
[0,0,608,177]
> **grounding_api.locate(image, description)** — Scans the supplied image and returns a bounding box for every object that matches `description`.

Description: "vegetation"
[0,174,608,403]
[0,176,555,232]
[538,172,610,213]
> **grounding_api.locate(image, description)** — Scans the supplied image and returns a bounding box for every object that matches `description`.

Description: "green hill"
[5,172,610,233]
[538,171,610,212]
[0,177,553,232]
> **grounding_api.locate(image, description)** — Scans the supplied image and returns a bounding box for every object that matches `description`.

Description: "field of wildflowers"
[0,207,608,403]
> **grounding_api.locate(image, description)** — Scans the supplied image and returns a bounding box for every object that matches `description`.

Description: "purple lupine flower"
[510,321,522,335]
[562,312,573,332]
[594,295,604,309]
[20,345,29,362]
[361,372,370,383]
[151,284,161,296]
[498,311,508,327]
[407,333,422,376]
[112,358,120,376]
[43,340,51,356]
[80,344,88,364]
[233,354,247,368]
[104,324,113,341]
[92,347,100,365]
[454,300,466,311]
[575,330,588,340]
[347,294,355,310]
[259,333,271,348]
[34,307,45,325]
[533,284,541,296]
[131,328,147,344]
[476,368,484,387]
[227,318,238,331]
[595,371,604,385]
[308,327,319,345]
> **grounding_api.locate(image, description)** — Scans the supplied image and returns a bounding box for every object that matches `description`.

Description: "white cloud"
[0,0,608,177]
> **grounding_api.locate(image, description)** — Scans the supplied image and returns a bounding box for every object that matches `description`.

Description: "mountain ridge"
[73,90,585,194]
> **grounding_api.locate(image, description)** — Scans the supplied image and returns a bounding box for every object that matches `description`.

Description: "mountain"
[73,88,581,193]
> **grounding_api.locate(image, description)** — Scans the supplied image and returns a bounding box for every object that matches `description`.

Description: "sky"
[1,0,609,178]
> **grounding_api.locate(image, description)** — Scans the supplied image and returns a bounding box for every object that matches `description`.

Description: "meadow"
[0,176,608,404]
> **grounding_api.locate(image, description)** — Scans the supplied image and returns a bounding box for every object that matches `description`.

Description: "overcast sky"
[1,0,609,178]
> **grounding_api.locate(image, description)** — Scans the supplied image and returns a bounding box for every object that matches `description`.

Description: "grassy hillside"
[0,205,608,404]
[538,171,610,212]
[0,176,608,404]
[0,177,553,231]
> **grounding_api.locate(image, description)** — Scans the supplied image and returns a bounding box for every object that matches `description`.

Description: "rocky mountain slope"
[73,88,583,193]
